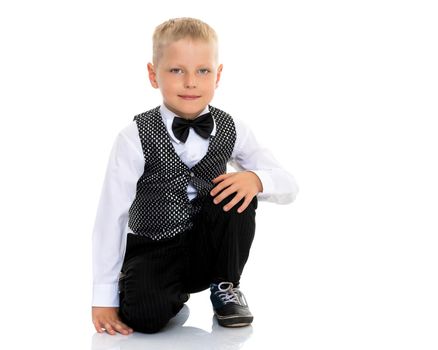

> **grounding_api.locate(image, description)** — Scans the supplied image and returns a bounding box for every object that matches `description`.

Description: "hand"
[210,171,263,213]
[92,306,133,335]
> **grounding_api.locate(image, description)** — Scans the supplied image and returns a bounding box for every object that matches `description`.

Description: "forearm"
[92,186,131,306]
[92,126,144,306]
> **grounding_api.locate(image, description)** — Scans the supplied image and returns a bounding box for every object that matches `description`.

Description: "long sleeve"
[91,109,298,306]
[91,123,144,306]
[229,119,299,204]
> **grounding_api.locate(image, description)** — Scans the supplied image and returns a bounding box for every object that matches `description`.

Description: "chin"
[180,104,207,113]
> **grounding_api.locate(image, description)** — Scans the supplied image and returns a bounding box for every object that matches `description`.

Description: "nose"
[184,72,197,88]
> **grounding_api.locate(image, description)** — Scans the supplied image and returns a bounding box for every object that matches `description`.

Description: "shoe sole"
[215,312,253,327]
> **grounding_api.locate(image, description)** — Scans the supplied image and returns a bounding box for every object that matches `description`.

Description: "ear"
[215,64,223,88]
[147,63,159,89]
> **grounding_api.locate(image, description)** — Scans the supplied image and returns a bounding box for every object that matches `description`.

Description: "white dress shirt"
[92,104,298,306]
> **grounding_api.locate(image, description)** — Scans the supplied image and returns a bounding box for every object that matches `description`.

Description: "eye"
[198,68,210,75]
[170,68,183,74]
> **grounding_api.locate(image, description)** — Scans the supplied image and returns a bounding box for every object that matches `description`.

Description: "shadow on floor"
[91,305,252,350]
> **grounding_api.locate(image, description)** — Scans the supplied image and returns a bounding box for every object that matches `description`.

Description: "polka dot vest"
[128,105,237,240]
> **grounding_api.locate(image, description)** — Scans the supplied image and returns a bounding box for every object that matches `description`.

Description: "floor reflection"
[91,305,252,350]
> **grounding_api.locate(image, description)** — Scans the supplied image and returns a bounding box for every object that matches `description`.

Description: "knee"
[129,318,168,334]
[133,318,169,334]
[119,302,171,334]
[119,294,183,334]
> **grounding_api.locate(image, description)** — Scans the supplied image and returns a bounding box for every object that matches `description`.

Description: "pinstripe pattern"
[119,194,257,333]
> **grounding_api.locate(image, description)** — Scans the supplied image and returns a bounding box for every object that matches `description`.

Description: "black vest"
[128,105,237,240]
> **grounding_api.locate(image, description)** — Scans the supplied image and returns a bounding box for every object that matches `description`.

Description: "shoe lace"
[215,282,247,305]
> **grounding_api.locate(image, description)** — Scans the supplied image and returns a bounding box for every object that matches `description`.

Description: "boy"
[92,17,298,335]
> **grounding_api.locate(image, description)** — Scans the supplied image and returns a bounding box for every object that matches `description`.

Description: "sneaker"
[210,282,253,327]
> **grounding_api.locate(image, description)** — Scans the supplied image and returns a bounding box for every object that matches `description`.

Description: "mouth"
[178,95,201,100]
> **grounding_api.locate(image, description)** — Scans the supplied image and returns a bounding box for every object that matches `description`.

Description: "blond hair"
[152,17,218,66]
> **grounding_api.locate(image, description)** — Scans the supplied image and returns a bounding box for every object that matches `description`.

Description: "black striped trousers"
[118,193,258,333]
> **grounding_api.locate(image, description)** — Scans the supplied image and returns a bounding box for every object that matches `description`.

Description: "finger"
[118,321,134,334]
[212,175,240,198]
[211,181,228,198]
[213,185,238,204]
[237,196,254,213]
[211,175,225,184]
[104,323,116,335]
[93,321,104,333]
[210,177,234,196]
[211,174,224,183]
[112,322,127,335]
[122,324,134,334]
[223,193,246,212]
[211,173,237,188]
[212,172,234,183]
[114,321,133,335]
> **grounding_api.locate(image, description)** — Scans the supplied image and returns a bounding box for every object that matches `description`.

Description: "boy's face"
[147,38,223,119]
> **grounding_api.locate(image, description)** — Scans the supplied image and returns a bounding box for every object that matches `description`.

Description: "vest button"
[190,172,195,177]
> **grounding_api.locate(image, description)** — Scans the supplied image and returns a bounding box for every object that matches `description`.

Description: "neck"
[164,102,206,120]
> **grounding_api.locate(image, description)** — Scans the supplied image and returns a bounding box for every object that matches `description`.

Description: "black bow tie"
[171,112,214,143]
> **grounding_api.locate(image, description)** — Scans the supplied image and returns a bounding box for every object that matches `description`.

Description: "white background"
[0,0,437,349]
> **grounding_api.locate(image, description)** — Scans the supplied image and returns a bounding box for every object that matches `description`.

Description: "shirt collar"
[160,103,217,144]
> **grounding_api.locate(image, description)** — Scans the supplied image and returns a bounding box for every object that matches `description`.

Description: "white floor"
[91,292,256,350]
[4,203,437,350]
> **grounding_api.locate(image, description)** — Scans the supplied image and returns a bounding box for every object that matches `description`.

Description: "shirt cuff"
[249,170,275,198]
[92,283,120,307]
